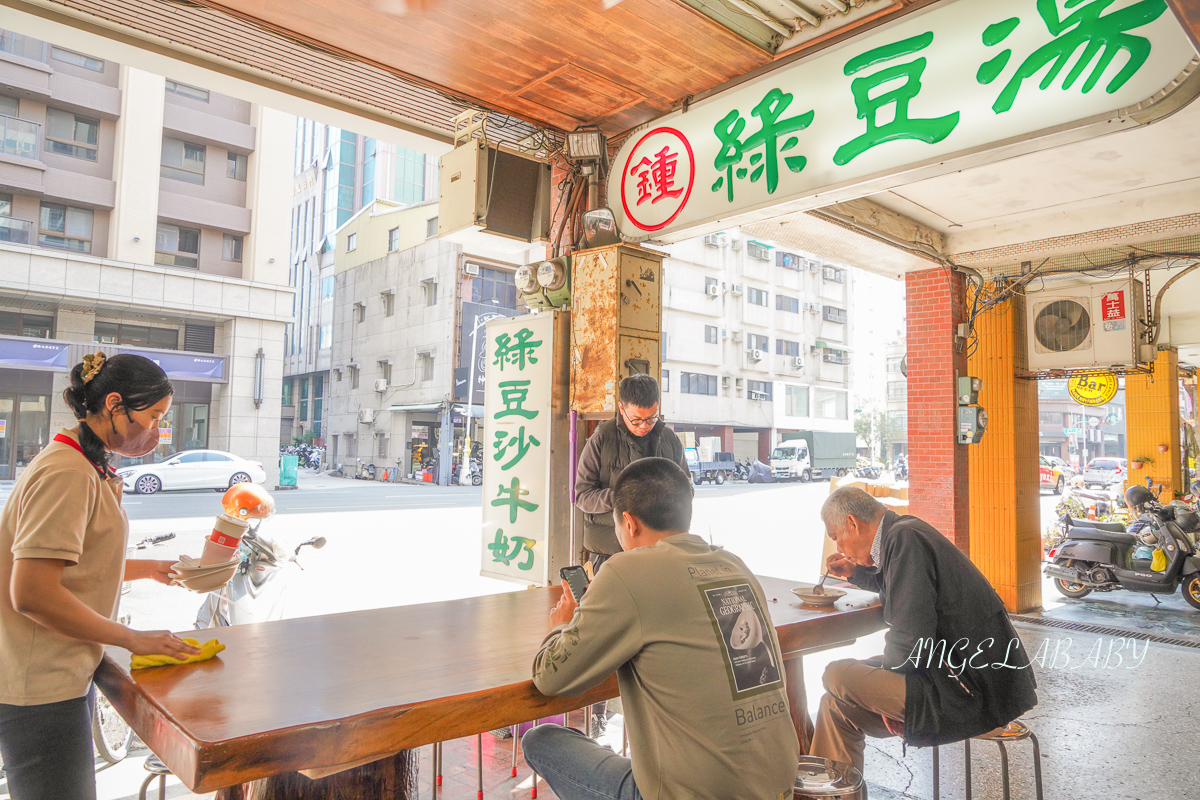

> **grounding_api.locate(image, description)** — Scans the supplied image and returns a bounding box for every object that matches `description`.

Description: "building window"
[889,410,908,433]
[0,311,53,338]
[378,434,389,459]
[319,324,331,350]
[226,152,247,181]
[387,227,399,251]
[705,276,719,294]
[785,385,809,417]
[281,379,293,406]
[421,354,434,382]
[814,389,848,420]
[748,333,769,351]
[775,339,800,357]
[824,267,845,283]
[45,108,98,161]
[887,381,908,402]
[379,361,392,384]
[886,356,905,373]
[354,302,365,323]
[424,280,437,307]
[471,266,517,309]
[161,137,206,184]
[823,306,848,324]
[747,242,771,261]
[704,325,718,344]
[362,137,376,206]
[425,216,438,239]
[0,32,47,63]
[38,203,92,253]
[0,193,9,216]
[222,234,243,262]
[321,277,335,300]
[298,377,309,420]
[680,372,717,396]
[776,251,803,270]
[349,365,360,390]
[662,369,669,392]
[94,322,178,349]
[776,294,799,314]
[748,380,772,400]
[394,147,427,204]
[155,223,201,269]
[346,232,357,252]
[822,347,850,364]
[383,292,395,317]
[165,80,210,102]
[747,287,768,306]
[51,46,103,71]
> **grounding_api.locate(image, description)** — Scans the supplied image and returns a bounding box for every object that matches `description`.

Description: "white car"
[117,450,267,494]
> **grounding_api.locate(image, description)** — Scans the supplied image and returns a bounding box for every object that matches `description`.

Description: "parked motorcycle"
[853,460,880,480]
[1044,481,1200,610]
[353,460,377,480]
[732,458,752,481]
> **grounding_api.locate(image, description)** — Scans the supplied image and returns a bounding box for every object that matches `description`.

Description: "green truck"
[770,431,857,482]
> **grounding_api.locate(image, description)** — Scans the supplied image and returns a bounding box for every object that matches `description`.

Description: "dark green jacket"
[849,511,1038,747]
[574,416,686,555]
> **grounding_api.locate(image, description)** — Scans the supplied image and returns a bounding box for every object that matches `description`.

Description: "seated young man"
[523,457,799,800]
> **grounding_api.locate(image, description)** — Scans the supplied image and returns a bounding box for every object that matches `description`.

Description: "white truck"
[770,431,856,482]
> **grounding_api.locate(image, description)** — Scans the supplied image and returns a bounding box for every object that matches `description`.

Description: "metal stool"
[794,756,866,799]
[508,725,541,797]
[137,754,171,800]
[933,720,1043,800]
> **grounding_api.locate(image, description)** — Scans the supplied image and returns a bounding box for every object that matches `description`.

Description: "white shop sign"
[609,0,1197,240]
[480,313,554,584]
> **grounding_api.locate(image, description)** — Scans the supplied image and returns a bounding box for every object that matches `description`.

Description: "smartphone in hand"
[559,565,590,603]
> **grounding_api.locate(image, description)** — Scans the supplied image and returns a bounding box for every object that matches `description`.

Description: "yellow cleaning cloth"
[130,638,225,670]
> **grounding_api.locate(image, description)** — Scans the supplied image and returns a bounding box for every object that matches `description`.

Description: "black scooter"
[1044,482,1200,610]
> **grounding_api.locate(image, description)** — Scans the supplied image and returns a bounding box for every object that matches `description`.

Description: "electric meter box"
[570,244,665,415]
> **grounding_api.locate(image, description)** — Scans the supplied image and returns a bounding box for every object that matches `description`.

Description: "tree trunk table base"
[215,750,417,800]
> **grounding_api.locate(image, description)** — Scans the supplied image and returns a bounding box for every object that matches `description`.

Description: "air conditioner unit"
[706,284,720,297]
[731,284,744,295]
[374,379,388,393]
[792,356,804,369]
[358,408,375,424]
[730,238,743,251]
[748,390,767,400]
[731,330,744,342]
[464,262,481,276]
[1026,278,1148,371]
[749,349,763,361]
[703,234,721,248]
[823,267,837,280]
[809,261,820,272]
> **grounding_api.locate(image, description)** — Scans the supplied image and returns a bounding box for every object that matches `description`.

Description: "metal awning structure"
[388,403,484,417]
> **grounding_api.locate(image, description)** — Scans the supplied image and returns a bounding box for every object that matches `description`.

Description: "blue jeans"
[0,685,97,800]
[521,724,641,800]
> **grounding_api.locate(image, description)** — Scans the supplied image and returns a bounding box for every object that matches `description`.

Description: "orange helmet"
[221,482,275,519]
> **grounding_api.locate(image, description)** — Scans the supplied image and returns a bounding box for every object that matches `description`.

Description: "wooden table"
[95,576,882,796]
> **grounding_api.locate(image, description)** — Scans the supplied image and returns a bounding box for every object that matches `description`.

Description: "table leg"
[218,750,418,799]
[784,654,814,754]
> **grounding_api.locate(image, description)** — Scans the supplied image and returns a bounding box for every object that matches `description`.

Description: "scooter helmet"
[1176,510,1200,534]
[1125,485,1155,508]
[222,482,276,519]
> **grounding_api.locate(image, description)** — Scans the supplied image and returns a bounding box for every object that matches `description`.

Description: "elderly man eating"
[810,487,1038,782]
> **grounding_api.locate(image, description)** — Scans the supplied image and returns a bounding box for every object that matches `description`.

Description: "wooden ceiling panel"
[511,64,645,127]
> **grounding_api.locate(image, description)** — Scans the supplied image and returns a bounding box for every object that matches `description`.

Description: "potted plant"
[1130,455,1153,470]
[1158,444,1170,453]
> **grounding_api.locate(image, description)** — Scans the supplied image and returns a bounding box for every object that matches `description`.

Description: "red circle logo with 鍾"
[620,127,695,232]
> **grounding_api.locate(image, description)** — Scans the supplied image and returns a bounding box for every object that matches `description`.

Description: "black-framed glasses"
[621,405,659,428]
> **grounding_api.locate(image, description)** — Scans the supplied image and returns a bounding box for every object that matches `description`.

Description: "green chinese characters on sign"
[493,328,542,372]
[493,425,541,470]
[833,32,960,166]
[494,380,539,420]
[711,88,814,202]
[491,476,539,523]
[978,0,1169,113]
[487,529,535,571]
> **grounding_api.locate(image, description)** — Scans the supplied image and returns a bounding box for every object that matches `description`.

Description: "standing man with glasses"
[574,373,686,738]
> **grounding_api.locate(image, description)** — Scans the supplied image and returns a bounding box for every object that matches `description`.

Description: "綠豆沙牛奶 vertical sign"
[480,311,571,585]
[609,0,1198,241]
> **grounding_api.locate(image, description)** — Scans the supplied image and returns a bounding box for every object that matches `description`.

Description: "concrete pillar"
[49,309,97,432]
[1125,348,1183,502]
[905,266,970,551]
[210,317,285,487]
[243,105,293,285]
[758,430,771,462]
[108,67,164,265]
[719,425,734,454]
[967,294,1041,612]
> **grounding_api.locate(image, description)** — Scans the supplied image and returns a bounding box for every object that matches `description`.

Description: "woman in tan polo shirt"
[0,352,200,800]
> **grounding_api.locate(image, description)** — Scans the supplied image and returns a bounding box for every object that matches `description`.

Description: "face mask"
[109,408,160,457]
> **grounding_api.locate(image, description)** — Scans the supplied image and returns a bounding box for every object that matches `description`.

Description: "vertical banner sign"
[481,313,560,584]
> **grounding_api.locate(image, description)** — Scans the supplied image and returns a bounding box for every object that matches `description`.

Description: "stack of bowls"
[170,554,239,593]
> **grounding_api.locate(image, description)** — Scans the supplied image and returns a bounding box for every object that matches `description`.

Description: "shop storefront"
[0,336,64,479]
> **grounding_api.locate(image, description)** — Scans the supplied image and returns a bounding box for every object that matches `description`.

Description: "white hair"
[821,487,885,530]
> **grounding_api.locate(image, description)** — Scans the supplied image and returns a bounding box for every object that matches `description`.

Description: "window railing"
[0,31,48,63]
[0,216,32,245]
[0,114,39,161]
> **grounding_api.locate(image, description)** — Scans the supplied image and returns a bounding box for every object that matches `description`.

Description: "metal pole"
[460,318,482,485]
[438,401,453,486]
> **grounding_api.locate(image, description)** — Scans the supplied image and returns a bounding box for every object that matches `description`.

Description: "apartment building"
[0,29,292,482]
[324,199,528,482]
[281,117,439,446]
[884,339,908,460]
[659,232,854,461]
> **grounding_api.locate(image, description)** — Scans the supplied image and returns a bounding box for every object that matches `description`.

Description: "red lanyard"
[53,433,115,481]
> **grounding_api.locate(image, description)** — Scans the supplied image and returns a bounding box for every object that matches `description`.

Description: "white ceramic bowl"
[791,586,846,606]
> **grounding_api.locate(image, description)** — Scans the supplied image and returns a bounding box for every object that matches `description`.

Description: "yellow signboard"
[1068,374,1118,407]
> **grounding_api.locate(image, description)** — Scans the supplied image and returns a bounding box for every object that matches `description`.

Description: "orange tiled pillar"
[1125,348,1183,502]
[966,294,1042,612]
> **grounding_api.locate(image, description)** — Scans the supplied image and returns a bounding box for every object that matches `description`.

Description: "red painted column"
[719,425,734,454]
[905,267,970,552]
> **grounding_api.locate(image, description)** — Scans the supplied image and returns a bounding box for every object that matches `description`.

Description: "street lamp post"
[459,315,489,486]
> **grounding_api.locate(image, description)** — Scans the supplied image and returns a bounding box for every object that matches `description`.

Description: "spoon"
[812,573,830,595]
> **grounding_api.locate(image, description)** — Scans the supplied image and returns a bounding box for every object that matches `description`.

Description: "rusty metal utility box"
[570,243,665,415]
